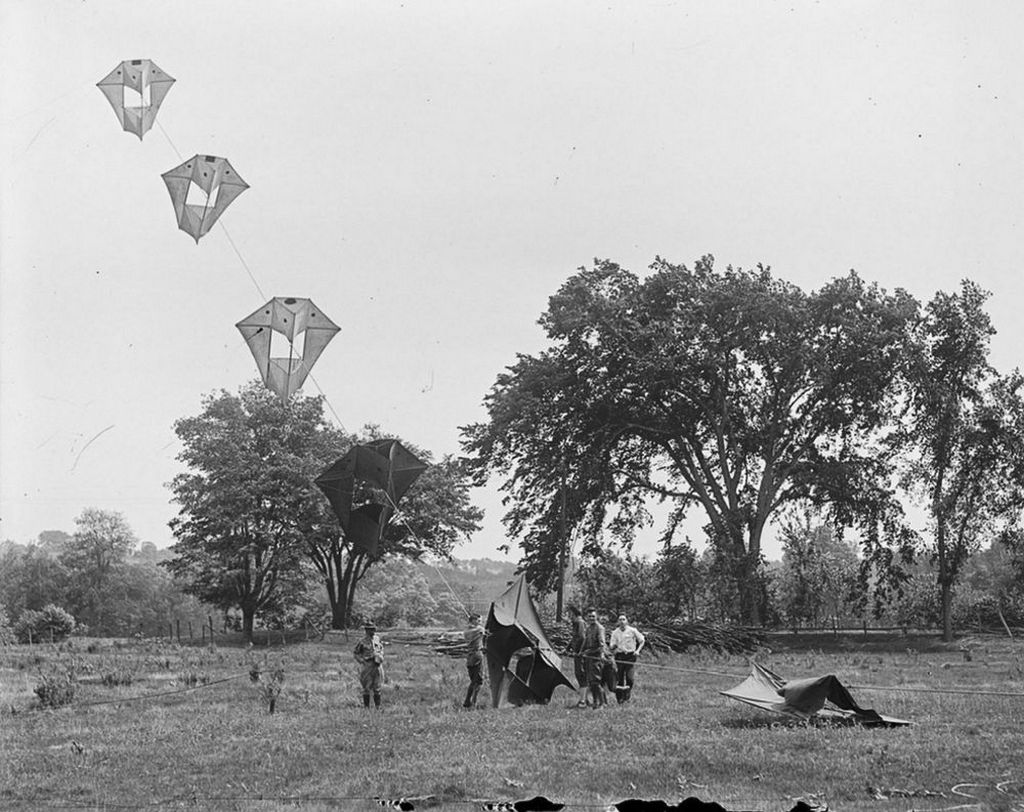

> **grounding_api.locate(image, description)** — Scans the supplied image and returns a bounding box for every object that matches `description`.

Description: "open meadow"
[2,632,1023,812]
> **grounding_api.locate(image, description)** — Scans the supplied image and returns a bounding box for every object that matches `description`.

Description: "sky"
[2,1,1023,563]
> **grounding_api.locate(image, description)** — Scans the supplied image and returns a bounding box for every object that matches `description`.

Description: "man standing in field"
[581,608,609,708]
[567,605,589,707]
[463,612,485,708]
[353,621,385,709]
[609,613,645,704]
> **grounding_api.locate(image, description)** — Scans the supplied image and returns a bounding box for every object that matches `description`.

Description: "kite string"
[155,119,267,301]
[382,492,471,619]
[562,650,1024,697]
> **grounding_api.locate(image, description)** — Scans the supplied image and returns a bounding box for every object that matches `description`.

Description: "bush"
[34,667,77,708]
[0,608,15,646]
[14,605,77,644]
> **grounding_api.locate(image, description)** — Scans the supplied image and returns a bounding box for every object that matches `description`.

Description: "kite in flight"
[161,155,248,242]
[315,440,428,557]
[236,297,340,402]
[97,59,175,140]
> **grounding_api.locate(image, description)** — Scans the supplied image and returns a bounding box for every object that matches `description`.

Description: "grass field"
[2,631,1022,812]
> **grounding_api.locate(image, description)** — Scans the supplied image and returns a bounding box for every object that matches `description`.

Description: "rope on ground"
[71,672,249,709]
[562,650,1024,697]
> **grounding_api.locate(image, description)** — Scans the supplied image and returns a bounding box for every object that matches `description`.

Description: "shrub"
[0,608,15,646]
[34,667,77,708]
[14,605,76,644]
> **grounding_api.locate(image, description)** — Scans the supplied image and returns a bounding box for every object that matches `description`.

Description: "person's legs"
[362,693,370,708]
[622,655,636,702]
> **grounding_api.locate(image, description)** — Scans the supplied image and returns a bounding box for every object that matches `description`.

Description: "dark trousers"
[614,652,637,703]
[463,660,483,707]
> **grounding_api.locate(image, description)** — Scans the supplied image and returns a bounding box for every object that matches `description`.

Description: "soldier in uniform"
[353,621,385,709]
[462,612,485,708]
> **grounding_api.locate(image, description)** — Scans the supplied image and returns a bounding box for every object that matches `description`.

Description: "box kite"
[97,59,174,140]
[315,440,428,557]
[236,297,340,402]
[486,575,574,707]
[161,155,248,242]
[721,662,910,726]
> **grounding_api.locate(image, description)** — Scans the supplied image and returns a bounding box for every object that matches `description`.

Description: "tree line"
[5,256,1023,643]
[463,257,1024,640]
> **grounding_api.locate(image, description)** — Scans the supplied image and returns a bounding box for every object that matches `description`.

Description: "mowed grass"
[1,633,1023,812]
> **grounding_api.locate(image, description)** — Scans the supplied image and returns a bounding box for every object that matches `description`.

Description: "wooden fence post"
[209,616,214,640]
[188,621,193,641]
[176,619,181,644]
[168,622,173,643]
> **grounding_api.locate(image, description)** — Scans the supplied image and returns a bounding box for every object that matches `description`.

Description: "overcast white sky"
[2,1,1022,563]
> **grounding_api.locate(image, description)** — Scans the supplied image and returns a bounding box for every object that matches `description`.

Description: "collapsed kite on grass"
[485,575,574,708]
[721,662,910,726]
[97,59,174,139]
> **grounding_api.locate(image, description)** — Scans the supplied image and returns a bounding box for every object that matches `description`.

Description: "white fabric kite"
[236,297,340,401]
[96,59,175,140]
[161,155,248,243]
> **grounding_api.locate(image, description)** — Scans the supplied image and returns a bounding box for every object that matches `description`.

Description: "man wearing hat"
[353,621,385,709]
[462,612,485,708]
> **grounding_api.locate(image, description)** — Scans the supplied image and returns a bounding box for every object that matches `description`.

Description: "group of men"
[352,607,645,710]
[568,605,646,708]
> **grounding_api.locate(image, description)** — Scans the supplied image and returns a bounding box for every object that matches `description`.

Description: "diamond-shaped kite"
[161,155,248,242]
[236,297,340,402]
[97,59,175,140]
[315,440,429,556]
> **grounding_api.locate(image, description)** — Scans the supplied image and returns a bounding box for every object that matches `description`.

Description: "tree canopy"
[165,381,482,637]
[464,256,920,622]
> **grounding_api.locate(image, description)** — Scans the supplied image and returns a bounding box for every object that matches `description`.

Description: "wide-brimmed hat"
[363,622,376,631]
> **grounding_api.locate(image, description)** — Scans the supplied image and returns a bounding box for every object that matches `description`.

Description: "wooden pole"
[176,619,181,644]
[188,621,193,641]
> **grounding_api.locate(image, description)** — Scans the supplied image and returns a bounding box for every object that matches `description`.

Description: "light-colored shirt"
[610,625,645,654]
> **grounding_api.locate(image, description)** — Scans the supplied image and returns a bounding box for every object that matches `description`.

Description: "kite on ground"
[485,575,574,708]
[315,440,428,557]
[161,154,248,242]
[97,59,174,139]
[236,297,339,402]
[721,662,910,726]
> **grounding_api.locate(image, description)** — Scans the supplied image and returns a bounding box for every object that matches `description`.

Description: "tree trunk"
[242,608,255,643]
[940,579,954,642]
[331,600,347,631]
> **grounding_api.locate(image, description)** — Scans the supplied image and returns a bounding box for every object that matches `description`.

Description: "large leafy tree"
[464,256,919,623]
[165,382,481,637]
[61,508,138,631]
[900,281,1024,640]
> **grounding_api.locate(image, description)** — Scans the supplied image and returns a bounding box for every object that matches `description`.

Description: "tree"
[464,257,918,623]
[165,384,345,640]
[60,509,138,631]
[0,543,70,619]
[352,558,439,627]
[773,508,859,629]
[900,281,1024,640]
[165,382,482,638]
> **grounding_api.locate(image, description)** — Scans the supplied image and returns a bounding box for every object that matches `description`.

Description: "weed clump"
[35,666,78,709]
